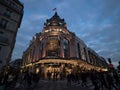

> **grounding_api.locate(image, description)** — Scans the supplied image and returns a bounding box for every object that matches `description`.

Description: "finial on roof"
[54,11,58,16]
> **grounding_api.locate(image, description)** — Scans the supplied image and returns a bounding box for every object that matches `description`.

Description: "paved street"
[6,79,120,90]
[14,79,94,90]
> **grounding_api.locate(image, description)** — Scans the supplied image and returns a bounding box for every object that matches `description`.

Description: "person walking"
[113,71,120,87]
[98,72,108,90]
[90,71,100,90]
[106,71,119,90]
[81,72,87,87]
[47,70,51,80]
[23,70,32,89]
[67,73,72,87]
[32,72,39,88]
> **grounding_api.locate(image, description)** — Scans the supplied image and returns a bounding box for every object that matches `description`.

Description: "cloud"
[29,14,49,20]
[12,13,49,60]
[75,22,120,67]
[12,0,120,67]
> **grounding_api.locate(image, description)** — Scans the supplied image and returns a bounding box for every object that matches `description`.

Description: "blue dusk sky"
[12,0,120,67]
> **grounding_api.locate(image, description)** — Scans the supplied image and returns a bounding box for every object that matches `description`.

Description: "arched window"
[46,37,60,58]
[40,43,43,56]
[77,43,81,59]
[63,38,69,58]
[84,47,87,61]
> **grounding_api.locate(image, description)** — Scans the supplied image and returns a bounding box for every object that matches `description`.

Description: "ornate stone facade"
[0,0,24,69]
[22,12,108,78]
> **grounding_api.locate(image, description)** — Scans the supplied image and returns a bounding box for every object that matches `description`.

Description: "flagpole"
[53,8,57,12]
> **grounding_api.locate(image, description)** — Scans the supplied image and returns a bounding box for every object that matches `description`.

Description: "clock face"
[46,39,59,51]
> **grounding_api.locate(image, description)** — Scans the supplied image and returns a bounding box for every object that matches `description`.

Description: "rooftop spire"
[54,12,58,16]
[43,10,66,28]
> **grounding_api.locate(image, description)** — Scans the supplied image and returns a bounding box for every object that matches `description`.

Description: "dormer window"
[47,22,50,26]
[59,22,62,25]
[45,30,49,32]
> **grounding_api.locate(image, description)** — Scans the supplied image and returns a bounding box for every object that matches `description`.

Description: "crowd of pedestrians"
[66,69,120,90]
[0,69,40,90]
[0,68,120,90]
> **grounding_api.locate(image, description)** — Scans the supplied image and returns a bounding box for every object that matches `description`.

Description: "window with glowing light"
[46,37,60,58]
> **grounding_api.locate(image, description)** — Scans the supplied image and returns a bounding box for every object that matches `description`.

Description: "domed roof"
[44,12,66,27]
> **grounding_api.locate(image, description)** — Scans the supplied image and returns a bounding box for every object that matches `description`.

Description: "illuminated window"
[59,29,62,31]
[46,37,60,58]
[45,30,49,32]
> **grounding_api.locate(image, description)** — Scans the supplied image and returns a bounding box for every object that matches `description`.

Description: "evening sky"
[12,0,120,67]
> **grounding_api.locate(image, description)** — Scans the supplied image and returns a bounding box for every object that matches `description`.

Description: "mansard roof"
[44,12,66,27]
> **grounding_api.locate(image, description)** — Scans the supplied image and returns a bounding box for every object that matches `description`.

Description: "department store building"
[22,12,108,78]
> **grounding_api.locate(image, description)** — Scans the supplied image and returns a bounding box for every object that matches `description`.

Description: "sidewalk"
[10,79,117,90]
